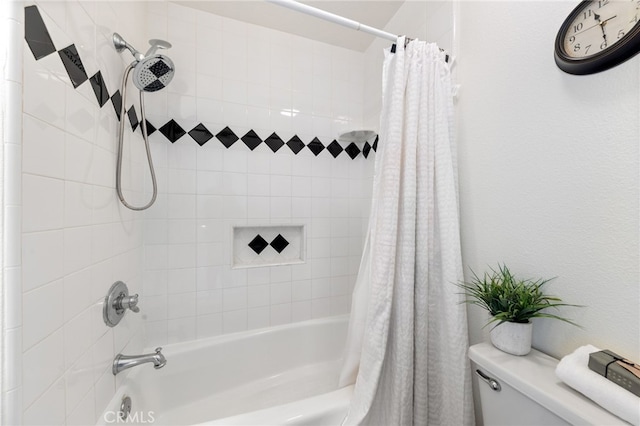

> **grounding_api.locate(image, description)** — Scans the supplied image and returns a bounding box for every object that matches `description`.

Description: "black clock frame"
[555,0,640,75]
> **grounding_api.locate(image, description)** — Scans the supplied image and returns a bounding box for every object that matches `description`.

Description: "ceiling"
[174,1,405,51]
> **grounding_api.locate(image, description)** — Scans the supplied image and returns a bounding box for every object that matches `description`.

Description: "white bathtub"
[99,316,353,425]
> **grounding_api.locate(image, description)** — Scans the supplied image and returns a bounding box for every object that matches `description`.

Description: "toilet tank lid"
[469,343,628,426]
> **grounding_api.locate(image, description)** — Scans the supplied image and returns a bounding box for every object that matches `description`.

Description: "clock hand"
[572,15,617,38]
[573,22,603,36]
[598,15,616,47]
[593,12,607,43]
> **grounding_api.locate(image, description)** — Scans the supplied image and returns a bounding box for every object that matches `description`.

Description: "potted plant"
[457,264,580,356]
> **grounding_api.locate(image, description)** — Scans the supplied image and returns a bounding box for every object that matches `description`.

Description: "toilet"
[469,342,629,425]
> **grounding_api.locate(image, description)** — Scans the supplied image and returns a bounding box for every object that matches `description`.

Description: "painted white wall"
[141,2,375,347]
[18,2,151,424]
[457,1,639,360]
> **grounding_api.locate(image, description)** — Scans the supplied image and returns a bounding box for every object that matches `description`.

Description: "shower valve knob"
[104,281,140,327]
[117,294,140,313]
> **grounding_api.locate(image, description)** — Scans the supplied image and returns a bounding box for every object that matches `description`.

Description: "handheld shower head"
[132,55,175,92]
[113,33,175,92]
[114,33,176,211]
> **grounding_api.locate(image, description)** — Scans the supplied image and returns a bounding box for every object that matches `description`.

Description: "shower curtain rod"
[265,0,450,61]
[265,0,400,43]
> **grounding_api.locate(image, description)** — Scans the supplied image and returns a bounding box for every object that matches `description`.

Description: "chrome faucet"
[113,347,166,375]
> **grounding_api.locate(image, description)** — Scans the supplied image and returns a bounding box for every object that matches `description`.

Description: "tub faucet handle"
[117,293,139,313]
[104,281,140,327]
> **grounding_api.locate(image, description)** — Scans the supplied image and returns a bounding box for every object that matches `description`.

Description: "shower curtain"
[339,38,474,426]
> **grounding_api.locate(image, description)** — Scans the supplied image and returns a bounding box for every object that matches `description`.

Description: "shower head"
[113,33,175,92]
[132,55,175,92]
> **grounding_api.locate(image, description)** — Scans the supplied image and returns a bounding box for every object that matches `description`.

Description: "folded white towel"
[556,344,640,426]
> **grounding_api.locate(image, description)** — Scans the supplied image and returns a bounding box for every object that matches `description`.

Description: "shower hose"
[115,62,158,211]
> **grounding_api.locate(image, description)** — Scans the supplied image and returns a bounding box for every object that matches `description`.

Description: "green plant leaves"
[456,264,582,327]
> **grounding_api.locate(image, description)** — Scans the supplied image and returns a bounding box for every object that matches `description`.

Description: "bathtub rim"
[144,314,350,355]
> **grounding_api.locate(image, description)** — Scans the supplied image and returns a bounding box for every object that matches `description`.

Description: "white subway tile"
[22,230,64,292]
[144,320,167,347]
[65,226,93,274]
[168,243,196,269]
[247,306,270,330]
[23,279,64,350]
[66,386,95,426]
[270,303,291,326]
[196,289,223,315]
[247,285,269,308]
[64,348,93,415]
[23,378,65,426]
[167,316,196,344]
[23,59,67,130]
[22,329,65,409]
[22,174,64,233]
[311,297,331,319]
[223,287,247,311]
[291,301,312,322]
[222,310,247,334]
[64,181,93,228]
[196,313,223,338]
[63,307,93,371]
[23,115,65,179]
[168,292,196,319]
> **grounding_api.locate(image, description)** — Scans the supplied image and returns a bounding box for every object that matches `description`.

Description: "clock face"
[563,0,640,59]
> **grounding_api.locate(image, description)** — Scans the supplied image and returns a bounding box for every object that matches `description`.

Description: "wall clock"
[555,0,640,74]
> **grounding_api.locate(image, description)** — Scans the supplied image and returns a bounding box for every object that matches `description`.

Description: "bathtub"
[99,315,353,425]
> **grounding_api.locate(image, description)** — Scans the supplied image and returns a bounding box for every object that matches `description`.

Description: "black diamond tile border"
[89,71,109,107]
[242,130,262,151]
[189,123,213,146]
[159,119,186,143]
[345,142,361,160]
[307,137,325,156]
[287,135,305,154]
[217,126,239,148]
[362,142,372,159]
[141,120,156,136]
[25,6,56,60]
[127,106,139,132]
[248,235,269,255]
[58,44,88,88]
[327,140,343,158]
[270,234,289,253]
[110,90,122,121]
[264,133,284,153]
[23,5,376,161]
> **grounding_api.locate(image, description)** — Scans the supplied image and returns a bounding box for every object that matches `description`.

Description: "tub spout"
[113,347,166,375]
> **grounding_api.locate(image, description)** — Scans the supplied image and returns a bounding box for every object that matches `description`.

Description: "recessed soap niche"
[232,225,306,268]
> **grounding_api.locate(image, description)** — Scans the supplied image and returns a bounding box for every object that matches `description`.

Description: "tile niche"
[233,225,305,268]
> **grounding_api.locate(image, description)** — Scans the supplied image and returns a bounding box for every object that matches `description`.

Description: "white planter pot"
[490,321,533,356]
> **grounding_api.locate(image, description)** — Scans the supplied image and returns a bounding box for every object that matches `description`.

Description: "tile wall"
[2,1,24,425]
[14,0,384,422]
[19,2,151,424]
[141,3,375,346]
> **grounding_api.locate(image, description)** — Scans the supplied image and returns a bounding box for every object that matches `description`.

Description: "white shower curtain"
[339,38,474,426]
